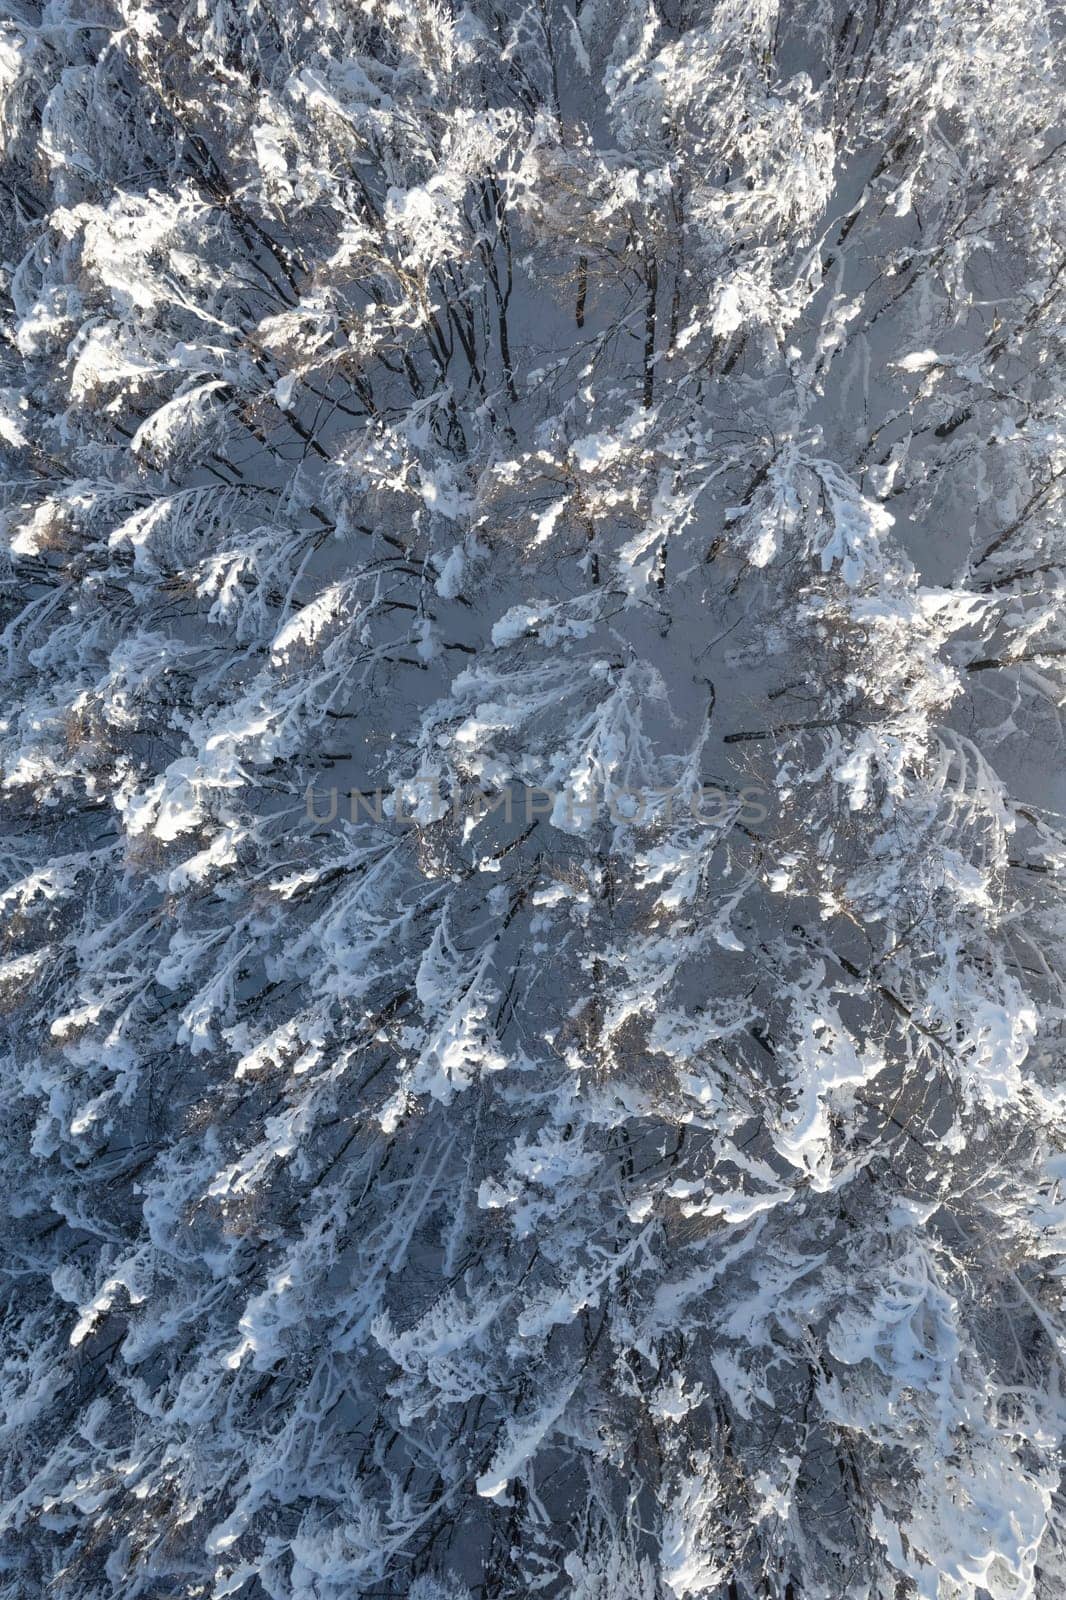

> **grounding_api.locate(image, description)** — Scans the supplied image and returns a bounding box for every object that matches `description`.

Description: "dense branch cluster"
[0,1,1064,1596]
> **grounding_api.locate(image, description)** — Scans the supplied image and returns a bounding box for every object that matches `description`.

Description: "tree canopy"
[0,1,1064,1596]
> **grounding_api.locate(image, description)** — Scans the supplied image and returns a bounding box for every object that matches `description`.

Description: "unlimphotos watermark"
[305,780,768,829]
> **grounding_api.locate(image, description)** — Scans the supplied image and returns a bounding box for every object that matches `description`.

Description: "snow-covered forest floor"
[0,2,1064,1597]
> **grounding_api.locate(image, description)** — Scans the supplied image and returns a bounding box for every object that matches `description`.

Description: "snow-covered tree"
[0,1,1064,1596]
